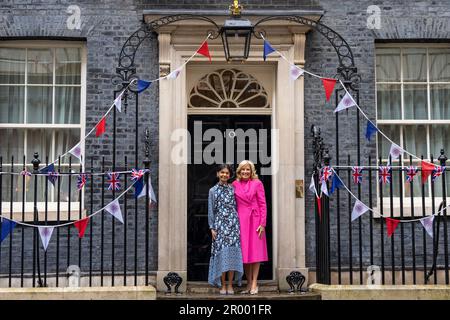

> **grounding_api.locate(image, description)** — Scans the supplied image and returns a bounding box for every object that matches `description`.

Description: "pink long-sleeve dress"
[232,178,268,263]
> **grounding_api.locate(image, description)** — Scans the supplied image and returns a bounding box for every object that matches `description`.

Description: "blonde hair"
[236,160,258,181]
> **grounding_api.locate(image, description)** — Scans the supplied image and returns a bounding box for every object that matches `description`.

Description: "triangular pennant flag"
[69,143,82,161]
[263,40,276,61]
[351,200,370,221]
[316,196,322,221]
[137,80,152,93]
[421,161,436,184]
[134,178,144,198]
[389,143,404,162]
[138,176,157,203]
[321,179,329,196]
[365,121,378,141]
[104,199,124,224]
[420,215,434,238]
[0,220,16,243]
[321,78,337,101]
[74,217,89,239]
[40,163,58,186]
[334,92,357,113]
[309,176,316,195]
[38,226,54,251]
[290,65,304,81]
[167,68,182,80]
[114,94,122,113]
[197,41,212,62]
[386,218,400,237]
[329,174,344,195]
[95,117,106,137]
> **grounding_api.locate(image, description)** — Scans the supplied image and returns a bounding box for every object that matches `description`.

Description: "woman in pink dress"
[232,160,268,295]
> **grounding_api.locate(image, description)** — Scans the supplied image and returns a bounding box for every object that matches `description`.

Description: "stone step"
[186,281,279,294]
[157,292,321,300]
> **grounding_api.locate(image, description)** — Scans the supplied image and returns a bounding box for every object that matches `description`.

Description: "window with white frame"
[376,44,450,200]
[0,42,86,215]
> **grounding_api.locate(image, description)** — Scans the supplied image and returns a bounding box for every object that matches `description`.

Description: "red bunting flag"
[321,78,337,102]
[197,41,212,62]
[421,160,435,184]
[386,217,400,237]
[74,218,89,238]
[316,196,322,222]
[95,117,106,137]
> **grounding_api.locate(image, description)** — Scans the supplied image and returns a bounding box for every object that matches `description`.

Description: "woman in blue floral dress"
[208,164,243,295]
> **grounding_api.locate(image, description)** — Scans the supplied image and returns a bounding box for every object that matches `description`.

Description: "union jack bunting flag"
[379,166,392,184]
[131,168,145,181]
[321,166,333,182]
[77,174,87,190]
[351,166,363,184]
[107,172,121,191]
[20,170,32,176]
[405,166,418,183]
[432,166,445,182]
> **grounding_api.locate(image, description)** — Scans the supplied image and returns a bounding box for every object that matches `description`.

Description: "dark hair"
[216,164,233,176]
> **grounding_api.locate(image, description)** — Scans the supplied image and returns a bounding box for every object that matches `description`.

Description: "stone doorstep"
[187,281,279,294]
[158,292,321,300]
[0,286,157,300]
[310,284,450,300]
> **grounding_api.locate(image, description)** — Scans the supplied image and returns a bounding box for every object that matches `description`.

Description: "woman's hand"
[256,225,265,238]
[211,229,217,241]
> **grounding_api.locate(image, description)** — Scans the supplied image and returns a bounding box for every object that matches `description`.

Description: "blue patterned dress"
[208,183,243,287]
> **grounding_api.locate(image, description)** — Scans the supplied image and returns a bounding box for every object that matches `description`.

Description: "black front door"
[187,115,273,281]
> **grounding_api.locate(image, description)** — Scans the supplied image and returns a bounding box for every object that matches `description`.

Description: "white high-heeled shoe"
[250,287,259,295]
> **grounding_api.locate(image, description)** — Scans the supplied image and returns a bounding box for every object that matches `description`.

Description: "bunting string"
[260,34,429,164]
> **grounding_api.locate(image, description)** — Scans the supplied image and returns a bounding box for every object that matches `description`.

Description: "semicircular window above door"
[188,69,270,109]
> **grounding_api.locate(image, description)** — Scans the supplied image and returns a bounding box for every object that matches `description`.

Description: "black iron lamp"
[220,0,253,62]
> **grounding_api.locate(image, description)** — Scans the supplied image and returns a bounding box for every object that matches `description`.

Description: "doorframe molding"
[156,22,310,292]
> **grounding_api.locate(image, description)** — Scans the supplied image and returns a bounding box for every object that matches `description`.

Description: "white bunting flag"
[290,65,304,81]
[321,179,329,196]
[114,93,122,113]
[104,199,124,224]
[334,92,357,113]
[138,176,157,203]
[389,143,404,162]
[309,176,316,195]
[420,215,434,238]
[167,68,182,80]
[38,226,54,251]
[69,143,82,161]
[351,200,370,221]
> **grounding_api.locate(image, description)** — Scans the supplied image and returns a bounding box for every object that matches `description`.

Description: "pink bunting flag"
[389,143,404,162]
[321,78,337,101]
[334,92,357,113]
[74,217,89,239]
[38,226,54,251]
[421,161,436,184]
[351,200,370,221]
[104,199,124,224]
[420,216,434,238]
[386,218,400,237]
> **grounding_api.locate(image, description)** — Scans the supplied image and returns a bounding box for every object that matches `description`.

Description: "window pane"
[26,171,51,203]
[377,84,401,119]
[27,49,53,84]
[430,84,450,120]
[404,84,427,120]
[0,86,24,123]
[403,48,427,82]
[55,48,81,84]
[0,129,24,160]
[26,86,52,123]
[0,48,25,84]
[26,129,52,163]
[53,170,81,203]
[377,125,400,160]
[403,125,427,158]
[429,48,450,82]
[55,86,80,124]
[376,48,400,82]
[55,129,80,164]
[430,125,450,160]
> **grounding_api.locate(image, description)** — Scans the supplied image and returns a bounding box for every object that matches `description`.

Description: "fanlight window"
[189,69,269,109]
